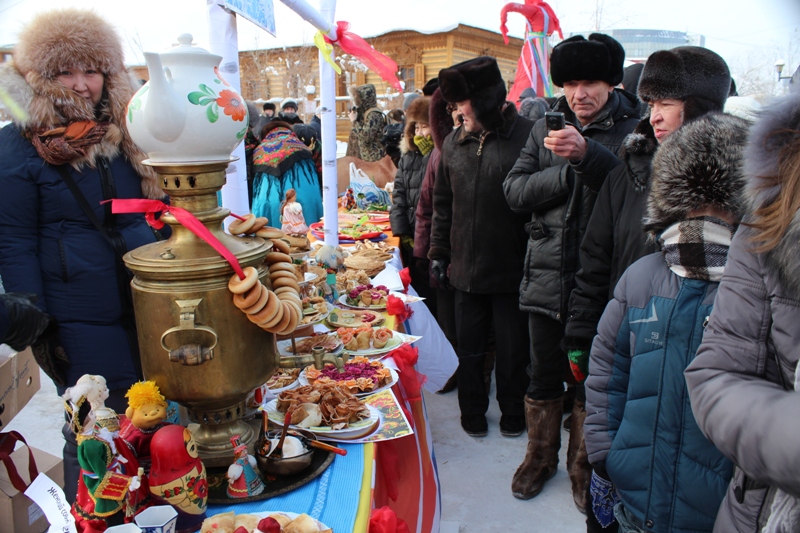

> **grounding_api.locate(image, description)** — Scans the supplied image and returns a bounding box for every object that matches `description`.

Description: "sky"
[1,0,798,88]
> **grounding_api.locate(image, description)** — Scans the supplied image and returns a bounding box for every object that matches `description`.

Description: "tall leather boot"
[511,396,562,500]
[567,400,592,513]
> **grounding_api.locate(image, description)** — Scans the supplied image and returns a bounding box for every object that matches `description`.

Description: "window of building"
[399,66,415,93]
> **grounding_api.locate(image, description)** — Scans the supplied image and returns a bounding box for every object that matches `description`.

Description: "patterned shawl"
[252,125,311,177]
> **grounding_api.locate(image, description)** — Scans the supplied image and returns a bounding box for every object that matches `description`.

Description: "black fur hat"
[438,56,507,130]
[644,113,750,235]
[638,46,731,121]
[550,33,625,87]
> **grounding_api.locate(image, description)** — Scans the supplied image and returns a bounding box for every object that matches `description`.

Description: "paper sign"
[24,473,77,533]
[221,0,276,36]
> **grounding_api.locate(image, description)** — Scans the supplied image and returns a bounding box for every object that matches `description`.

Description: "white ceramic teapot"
[127,34,249,163]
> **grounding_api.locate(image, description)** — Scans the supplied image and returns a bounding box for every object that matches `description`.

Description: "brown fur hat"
[9,8,160,198]
[402,97,431,153]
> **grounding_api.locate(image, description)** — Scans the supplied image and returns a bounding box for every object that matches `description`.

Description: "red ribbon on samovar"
[106,199,246,280]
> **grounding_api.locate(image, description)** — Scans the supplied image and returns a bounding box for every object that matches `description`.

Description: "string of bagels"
[226,213,302,335]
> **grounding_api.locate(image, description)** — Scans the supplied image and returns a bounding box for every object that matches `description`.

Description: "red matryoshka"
[148,426,208,533]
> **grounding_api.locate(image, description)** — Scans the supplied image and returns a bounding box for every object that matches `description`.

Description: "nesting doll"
[149,425,207,533]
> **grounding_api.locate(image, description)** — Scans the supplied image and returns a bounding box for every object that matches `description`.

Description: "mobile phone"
[545,112,565,131]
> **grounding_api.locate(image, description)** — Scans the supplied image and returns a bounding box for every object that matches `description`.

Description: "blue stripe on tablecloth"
[205,442,364,532]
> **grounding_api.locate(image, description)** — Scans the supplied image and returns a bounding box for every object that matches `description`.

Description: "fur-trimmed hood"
[401,96,431,154]
[644,113,750,236]
[428,88,454,150]
[2,9,160,198]
[743,92,800,295]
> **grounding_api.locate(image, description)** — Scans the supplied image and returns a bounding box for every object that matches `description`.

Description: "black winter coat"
[429,104,534,294]
[564,121,660,350]
[503,90,640,318]
[390,149,429,237]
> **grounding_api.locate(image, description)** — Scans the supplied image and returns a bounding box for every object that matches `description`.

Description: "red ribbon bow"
[398,267,411,295]
[386,294,413,323]
[107,199,246,280]
[325,21,403,91]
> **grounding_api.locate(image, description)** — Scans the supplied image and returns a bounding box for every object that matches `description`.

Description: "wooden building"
[238,24,525,139]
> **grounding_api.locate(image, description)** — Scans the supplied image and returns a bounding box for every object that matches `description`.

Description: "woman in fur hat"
[0,8,164,502]
[585,112,750,533]
[685,92,800,532]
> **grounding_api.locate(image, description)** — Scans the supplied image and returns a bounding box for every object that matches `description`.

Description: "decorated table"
[205,234,458,533]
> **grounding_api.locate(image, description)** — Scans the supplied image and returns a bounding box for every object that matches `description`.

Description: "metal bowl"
[255,429,316,476]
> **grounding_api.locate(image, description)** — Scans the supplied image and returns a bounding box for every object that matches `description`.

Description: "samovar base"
[186,401,256,467]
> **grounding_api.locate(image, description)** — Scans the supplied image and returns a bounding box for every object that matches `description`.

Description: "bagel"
[264,252,293,265]
[248,290,281,326]
[281,298,303,320]
[233,282,263,309]
[228,266,258,294]
[269,270,297,282]
[258,291,283,331]
[256,227,285,240]
[229,213,256,235]
[270,238,291,254]
[250,217,269,233]
[273,285,299,297]
[277,304,299,335]
[243,283,270,314]
[272,277,300,291]
[268,262,297,274]
[267,301,293,333]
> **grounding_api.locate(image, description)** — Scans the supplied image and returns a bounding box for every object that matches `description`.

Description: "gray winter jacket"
[685,93,800,532]
[504,90,640,318]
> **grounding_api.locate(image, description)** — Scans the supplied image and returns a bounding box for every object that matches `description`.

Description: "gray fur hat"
[550,33,625,87]
[438,56,507,130]
[645,113,750,235]
[638,46,731,121]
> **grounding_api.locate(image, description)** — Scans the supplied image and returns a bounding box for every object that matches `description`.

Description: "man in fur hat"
[503,33,640,507]
[563,46,731,529]
[0,8,164,502]
[429,56,534,439]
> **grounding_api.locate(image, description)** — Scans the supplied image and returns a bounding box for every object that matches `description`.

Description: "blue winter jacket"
[0,124,159,391]
[585,253,733,533]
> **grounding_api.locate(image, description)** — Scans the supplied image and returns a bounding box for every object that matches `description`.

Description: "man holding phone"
[503,33,640,509]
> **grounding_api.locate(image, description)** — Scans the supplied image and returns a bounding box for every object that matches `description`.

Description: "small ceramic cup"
[134,506,178,533]
[105,525,142,533]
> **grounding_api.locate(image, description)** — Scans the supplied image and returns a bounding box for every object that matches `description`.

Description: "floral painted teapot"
[127,34,248,163]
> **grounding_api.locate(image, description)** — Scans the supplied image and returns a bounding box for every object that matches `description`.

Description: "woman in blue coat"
[0,9,164,502]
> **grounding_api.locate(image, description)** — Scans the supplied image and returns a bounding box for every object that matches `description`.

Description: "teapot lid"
[162,33,213,56]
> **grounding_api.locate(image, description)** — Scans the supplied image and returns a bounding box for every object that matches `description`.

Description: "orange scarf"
[26,120,110,166]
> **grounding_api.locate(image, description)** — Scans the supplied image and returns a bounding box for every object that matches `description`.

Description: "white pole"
[207,3,251,219]
[316,0,340,247]
[279,0,338,39]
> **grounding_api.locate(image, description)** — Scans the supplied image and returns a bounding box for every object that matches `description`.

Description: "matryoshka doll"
[149,425,207,533]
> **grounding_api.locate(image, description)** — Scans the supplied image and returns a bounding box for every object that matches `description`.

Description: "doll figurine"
[226,435,264,498]
[149,425,208,533]
[64,376,142,533]
[280,188,309,235]
[119,381,169,473]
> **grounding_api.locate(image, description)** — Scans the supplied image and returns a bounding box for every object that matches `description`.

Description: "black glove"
[0,293,49,352]
[430,259,450,289]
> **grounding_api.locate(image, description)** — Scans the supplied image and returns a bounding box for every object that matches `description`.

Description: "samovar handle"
[160,298,218,365]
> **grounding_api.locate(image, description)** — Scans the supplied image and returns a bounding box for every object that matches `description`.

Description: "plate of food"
[336,326,401,356]
[299,298,333,327]
[200,511,331,533]
[339,284,389,310]
[325,308,384,328]
[298,357,398,396]
[265,382,380,439]
[309,222,385,241]
[277,333,343,358]
[266,367,301,393]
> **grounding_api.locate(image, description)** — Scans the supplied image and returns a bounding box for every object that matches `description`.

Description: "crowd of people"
[0,7,799,533]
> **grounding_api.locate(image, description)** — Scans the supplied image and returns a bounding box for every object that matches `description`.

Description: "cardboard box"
[0,347,41,429]
[0,444,64,533]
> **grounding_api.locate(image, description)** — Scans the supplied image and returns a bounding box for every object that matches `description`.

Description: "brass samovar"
[124,35,277,466]
[123,161,277,466]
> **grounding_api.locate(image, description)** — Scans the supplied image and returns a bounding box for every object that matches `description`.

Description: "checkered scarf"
[659,217,735,281]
